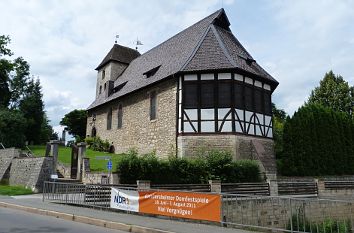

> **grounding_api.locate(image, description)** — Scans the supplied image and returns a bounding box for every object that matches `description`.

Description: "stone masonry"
[96,62,127,98]
[177,134,276,178]
[223,196,354,230]
[0,148,20,181]
[87,78,177,158]
[9,157,54,192]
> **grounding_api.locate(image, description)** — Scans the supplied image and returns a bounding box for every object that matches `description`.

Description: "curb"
[0,201,174,233]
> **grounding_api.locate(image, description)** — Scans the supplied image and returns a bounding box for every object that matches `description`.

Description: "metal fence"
[43,181,354,233]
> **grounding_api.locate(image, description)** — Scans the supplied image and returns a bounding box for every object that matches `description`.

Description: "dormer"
[95,44,140,99]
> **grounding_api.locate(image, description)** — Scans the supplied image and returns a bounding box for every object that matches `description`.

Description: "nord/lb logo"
[114,193,130,205]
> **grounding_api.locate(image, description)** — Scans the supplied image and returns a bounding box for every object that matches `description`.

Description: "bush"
[287,214,351,233]
[85,136,110,152]
[117,150,261,184]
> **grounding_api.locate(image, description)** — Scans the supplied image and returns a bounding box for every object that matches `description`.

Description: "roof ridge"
[136,9,224,59]
[215,25,253,59]
[180,25,213,71]
[210,25,238,67]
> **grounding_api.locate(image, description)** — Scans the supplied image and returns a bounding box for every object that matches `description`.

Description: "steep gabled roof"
[88,9,278,110]
[95,44,140,70]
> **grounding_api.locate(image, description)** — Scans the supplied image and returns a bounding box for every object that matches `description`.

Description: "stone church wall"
[87,78,177,158]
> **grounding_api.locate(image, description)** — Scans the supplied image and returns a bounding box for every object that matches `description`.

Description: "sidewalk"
[0,194,255,233]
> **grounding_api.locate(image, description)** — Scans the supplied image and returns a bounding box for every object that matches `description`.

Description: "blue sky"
[0,0,353,134]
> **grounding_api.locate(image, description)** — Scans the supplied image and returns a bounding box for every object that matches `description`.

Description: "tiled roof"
[95,44,140,70]
[88,9,278,110]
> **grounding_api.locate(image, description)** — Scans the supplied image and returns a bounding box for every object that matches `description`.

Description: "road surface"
[0,207,125,233]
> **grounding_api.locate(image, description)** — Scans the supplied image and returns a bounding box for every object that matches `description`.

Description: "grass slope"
[28,145,123,172]
[0,185,33,196]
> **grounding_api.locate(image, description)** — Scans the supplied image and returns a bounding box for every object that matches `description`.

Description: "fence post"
[77,142,86,181]
[209,180,221,193]
[137,180,150,190]
[267,179,278,196]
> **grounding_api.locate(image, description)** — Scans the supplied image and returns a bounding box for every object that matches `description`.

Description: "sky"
[0,0,353,134]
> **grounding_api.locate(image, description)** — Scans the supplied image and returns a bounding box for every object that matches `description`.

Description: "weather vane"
[135,37,143,50]
[114,35,119,44]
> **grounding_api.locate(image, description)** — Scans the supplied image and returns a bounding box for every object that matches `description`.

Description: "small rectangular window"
[184,82,198,108]
[117,104,123,129]
[218,81,231,108]
[150,91,157,120]
[234,81,243,108]
[254,87,262,113]
[244,85,253,111]
[200,81,214,108]
[264,91,271,115]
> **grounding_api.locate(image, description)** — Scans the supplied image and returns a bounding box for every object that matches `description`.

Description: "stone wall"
[9,157,54,192]
[317,179,354,200]
[82,172,119,184]
[87,78,177,158]
[177,134,276,178]
[223,196,354,230]
[0,148,20,181]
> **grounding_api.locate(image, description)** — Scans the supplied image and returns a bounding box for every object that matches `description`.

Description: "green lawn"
[0,185,33,196]
[28,145,124,172]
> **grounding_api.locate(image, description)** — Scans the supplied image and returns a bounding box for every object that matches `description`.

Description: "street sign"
[107,160,112,170]
[95,156,112,161]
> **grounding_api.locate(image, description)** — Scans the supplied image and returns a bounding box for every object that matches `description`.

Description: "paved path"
[0,207,125,233]
[0,194,255,233]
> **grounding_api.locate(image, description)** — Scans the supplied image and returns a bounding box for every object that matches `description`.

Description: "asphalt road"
[0,207,126,233]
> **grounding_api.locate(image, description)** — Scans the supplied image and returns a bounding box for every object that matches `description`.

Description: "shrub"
[85,136,110,152]
[287,214,351,233]
[117,150,260,184]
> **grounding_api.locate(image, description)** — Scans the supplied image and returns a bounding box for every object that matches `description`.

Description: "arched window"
[99,85,102,94]
[117,104,123,129]
[102,70,105,79]
[107,107,112,130]
[91,127,97,137]
[104,83,107,90]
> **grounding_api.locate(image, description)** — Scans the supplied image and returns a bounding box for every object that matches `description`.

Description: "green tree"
[272,103,287,161]
[280,104,354,176]
[39,113,54,143]
[0,108,26,148]
[60,109,87,140]
[0,35,13,108]
[0,35,52,146]
[308,71,354,115]
[9,57,31,108]
[19,79,44,144]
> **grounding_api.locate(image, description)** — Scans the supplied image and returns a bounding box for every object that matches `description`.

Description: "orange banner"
[139,191,221,222]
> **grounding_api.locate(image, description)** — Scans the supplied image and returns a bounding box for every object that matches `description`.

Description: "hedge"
[117,150,261,184]
[280,104,354,176]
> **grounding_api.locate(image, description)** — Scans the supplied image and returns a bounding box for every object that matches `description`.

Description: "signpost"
[107,160,112,170]
[95,156,112,184]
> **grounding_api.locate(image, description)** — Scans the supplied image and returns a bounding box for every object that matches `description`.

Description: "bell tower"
[95,43,140,99]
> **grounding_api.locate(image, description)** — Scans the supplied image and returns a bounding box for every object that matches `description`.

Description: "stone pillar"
[209,180,221,193]
[77,142,86,181]
[316,179,325,198]
[268,179,278,196]
[137,180,150,190]
[49,140,60,172]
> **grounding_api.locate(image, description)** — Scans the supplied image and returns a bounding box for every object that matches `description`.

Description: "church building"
[87,9,279,178]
